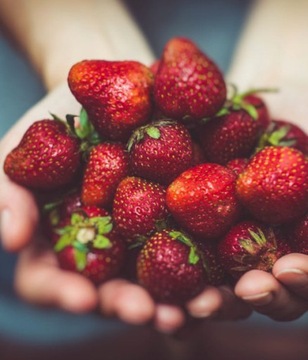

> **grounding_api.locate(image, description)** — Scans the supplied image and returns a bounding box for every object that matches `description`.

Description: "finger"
[0,180,38,251]
[273,253,308,300]
[186,285,252,320]
[235,269,307,321]
[98,279,156,325]
[154,304,186,334]
[15,241,98,313]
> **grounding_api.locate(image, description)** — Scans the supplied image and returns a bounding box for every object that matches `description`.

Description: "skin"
[0,0,307,335]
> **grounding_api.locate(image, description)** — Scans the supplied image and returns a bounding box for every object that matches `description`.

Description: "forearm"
[0,0,155,91]
[227,0,308,89]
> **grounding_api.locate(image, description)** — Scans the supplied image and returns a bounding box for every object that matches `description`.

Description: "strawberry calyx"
[51,108,101,155]
[127,218,169,249]
[231,228,278,273]
[54,212,113,270]
[66,108,102,152]
[127,119,176,151]
[219,85,278,120]
[169,230,200,265]
[256,123,297,152]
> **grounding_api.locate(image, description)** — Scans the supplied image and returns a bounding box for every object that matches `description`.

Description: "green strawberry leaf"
[75,108,93,140]
[170,230,191,246]
[72,240,89,253]
[74,248,88,271]
[239,238,259,255]
[127,130,142,152]
[146,126,161,139]
[90,216,113,234]
[71,213,84,226]
[42,199,63,213]
[267,126,296,147]
[54,232,74,252]
[188,246,200,265]
[214,107,230,117]
[249,229,267,247]
[241,103,259,120]
[93,234,112,249]
[169,230,200,265]
[48,209,60,227]
[50,112,65,123]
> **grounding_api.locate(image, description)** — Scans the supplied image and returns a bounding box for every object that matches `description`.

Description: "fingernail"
[276,268,307,287]
[190,310,218,319]
[0,209,11,249]
[242,292,273,306]
[188,298,216,318]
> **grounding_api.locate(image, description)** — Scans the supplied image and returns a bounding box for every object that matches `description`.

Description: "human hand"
[234,254,308,321]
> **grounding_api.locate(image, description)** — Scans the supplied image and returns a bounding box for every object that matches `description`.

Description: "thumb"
[0,178,38,251]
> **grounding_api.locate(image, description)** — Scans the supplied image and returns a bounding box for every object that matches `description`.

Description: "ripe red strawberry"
[154,37,226,121]
[53,207,126,284]
[218,220,292,280]
[128,119,194,185]
[136,229,206,304]
[286,213,308,254]
[197,109,263,165]
[196,240,225,285]
[81,142,129,207]
[258,119,308,155]
[4,119,81,190]
[68,60,154,141]
[236,146,308,224]
[112,176,168,244]
[166,163,241,239]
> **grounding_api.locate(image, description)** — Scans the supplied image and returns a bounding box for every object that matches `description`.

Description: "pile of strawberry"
[4,37,308,305]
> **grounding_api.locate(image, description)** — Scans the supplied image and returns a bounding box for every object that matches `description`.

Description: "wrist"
[227,0,308,91]
[0,0,154,91]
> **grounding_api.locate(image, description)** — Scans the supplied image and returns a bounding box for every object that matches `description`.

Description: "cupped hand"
[234,253,308,321]
[0,83,100,313]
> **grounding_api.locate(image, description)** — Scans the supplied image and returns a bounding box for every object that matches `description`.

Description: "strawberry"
[154,37,226,121]
[286,213,308,255]
[136,229,206,304]
[128,119,194,185]
[4,119,81,190]
[53,206,126,284]
[218,220,292,280]
[196,240,225,285]
[81,142,129,207]
[258,119,308,155]
[197,109,263,165]
[112,176,168,244]
[236,146,308,224]
[68,60,154,141]
[166,163,241,239]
